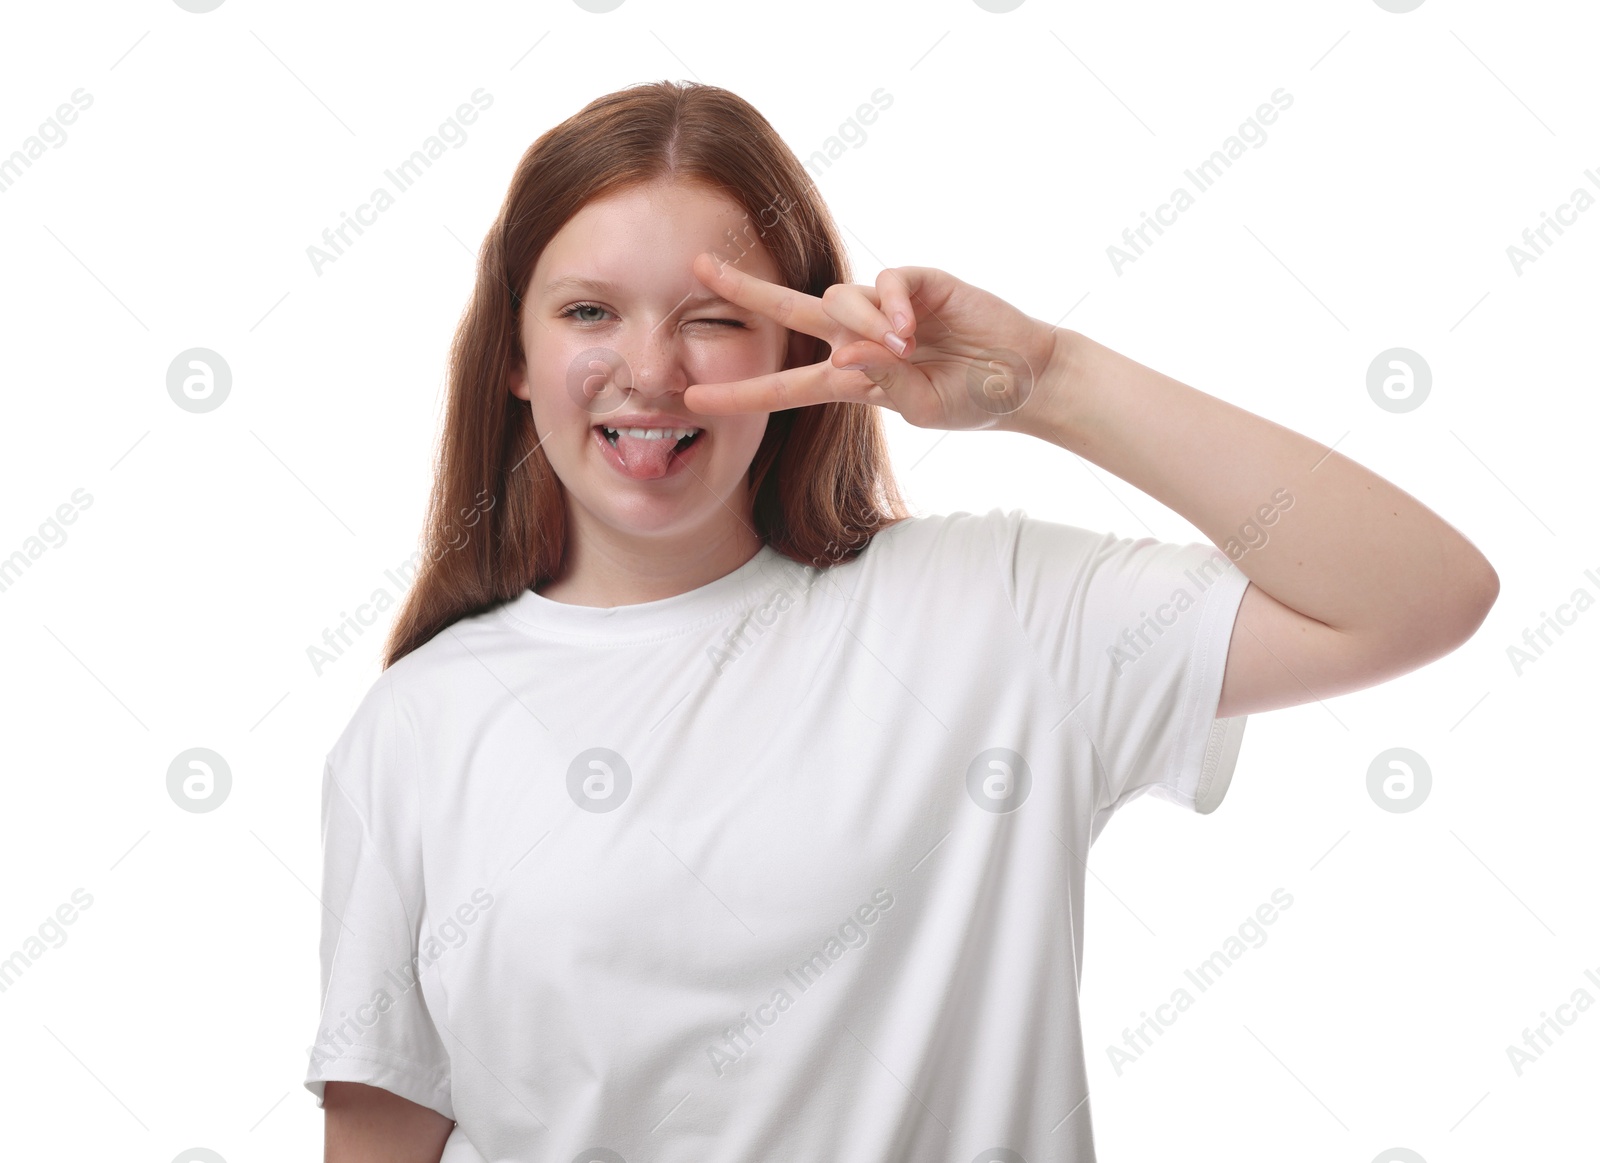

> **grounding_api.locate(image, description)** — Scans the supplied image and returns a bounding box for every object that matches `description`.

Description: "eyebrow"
[541,275,740,310]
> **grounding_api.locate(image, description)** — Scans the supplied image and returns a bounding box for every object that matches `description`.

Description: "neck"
[537,509,765,608]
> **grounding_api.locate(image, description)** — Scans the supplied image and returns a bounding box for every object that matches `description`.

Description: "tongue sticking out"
[611,430,683,479]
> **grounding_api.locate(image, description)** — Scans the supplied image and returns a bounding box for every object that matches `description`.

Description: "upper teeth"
[604,426,700,440]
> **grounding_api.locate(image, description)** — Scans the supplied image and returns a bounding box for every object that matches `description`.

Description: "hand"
[682,251,1064,433]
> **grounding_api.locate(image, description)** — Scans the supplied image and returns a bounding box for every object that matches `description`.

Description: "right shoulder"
[328,596,519,772]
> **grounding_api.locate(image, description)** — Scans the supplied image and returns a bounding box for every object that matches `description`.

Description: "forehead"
[533,179,782,291]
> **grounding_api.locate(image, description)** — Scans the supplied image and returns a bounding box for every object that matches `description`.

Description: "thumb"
[831,338,907,390]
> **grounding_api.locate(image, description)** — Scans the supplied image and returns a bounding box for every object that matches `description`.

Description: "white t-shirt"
[304,506,1251,1162]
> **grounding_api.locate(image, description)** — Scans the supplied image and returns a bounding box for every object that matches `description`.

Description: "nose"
[620,321,689,400]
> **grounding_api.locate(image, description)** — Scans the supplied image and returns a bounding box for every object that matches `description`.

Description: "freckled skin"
[507,178,808,607]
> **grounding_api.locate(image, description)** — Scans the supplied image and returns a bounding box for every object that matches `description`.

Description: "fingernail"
[842,362,868,372]
[892,312,910,334]
[883,331,907,356]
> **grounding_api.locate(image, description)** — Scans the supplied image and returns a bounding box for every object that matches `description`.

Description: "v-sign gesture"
[683,250,1063,432]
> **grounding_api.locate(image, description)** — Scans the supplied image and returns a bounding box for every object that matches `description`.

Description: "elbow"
[1344,552,1499,682]
[1439,551,1500,651]
[1464,553,1500,633]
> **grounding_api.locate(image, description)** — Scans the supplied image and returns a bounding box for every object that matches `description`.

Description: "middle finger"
[820,282,907,355]
[693,251,834,340]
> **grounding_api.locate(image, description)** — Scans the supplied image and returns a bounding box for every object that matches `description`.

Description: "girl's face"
[509,178,798,556]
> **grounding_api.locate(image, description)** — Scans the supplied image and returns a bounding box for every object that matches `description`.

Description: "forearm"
[1013,327,1498,646]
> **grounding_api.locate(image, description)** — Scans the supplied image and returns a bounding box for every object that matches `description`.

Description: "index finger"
[684,357,868,415]
[692,251,832,341]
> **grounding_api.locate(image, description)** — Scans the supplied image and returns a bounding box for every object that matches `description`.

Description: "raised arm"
[1021,329,1500,719]
[678,254,1499,720]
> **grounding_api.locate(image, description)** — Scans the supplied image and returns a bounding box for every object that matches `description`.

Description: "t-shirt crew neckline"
[497,542,794,643]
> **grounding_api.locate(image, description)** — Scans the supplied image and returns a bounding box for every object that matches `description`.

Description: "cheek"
[526,343,603,425]
[721,415,771,462]
[699,326,790,375]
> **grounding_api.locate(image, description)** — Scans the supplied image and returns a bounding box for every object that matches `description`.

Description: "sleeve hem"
[1172,564,1252,815]
[305,1046,455,1122]
[1194,713,1247,814]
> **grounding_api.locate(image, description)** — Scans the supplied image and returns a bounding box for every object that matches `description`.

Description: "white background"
[0,0,1595,1159]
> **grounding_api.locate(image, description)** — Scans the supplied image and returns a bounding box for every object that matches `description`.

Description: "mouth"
[592,423,707,481]
[595,424,703,453]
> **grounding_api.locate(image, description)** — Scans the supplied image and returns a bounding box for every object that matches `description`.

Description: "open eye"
[558,302,747,329]
[559,302,610,324]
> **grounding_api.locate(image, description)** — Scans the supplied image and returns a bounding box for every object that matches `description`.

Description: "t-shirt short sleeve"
[987,507,1251,839]
[303,675,455,1121]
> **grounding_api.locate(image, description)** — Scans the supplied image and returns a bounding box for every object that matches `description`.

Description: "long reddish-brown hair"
[382,80,911,669]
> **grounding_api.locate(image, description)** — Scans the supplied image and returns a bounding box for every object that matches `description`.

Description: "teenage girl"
[306,81,1496,1163]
